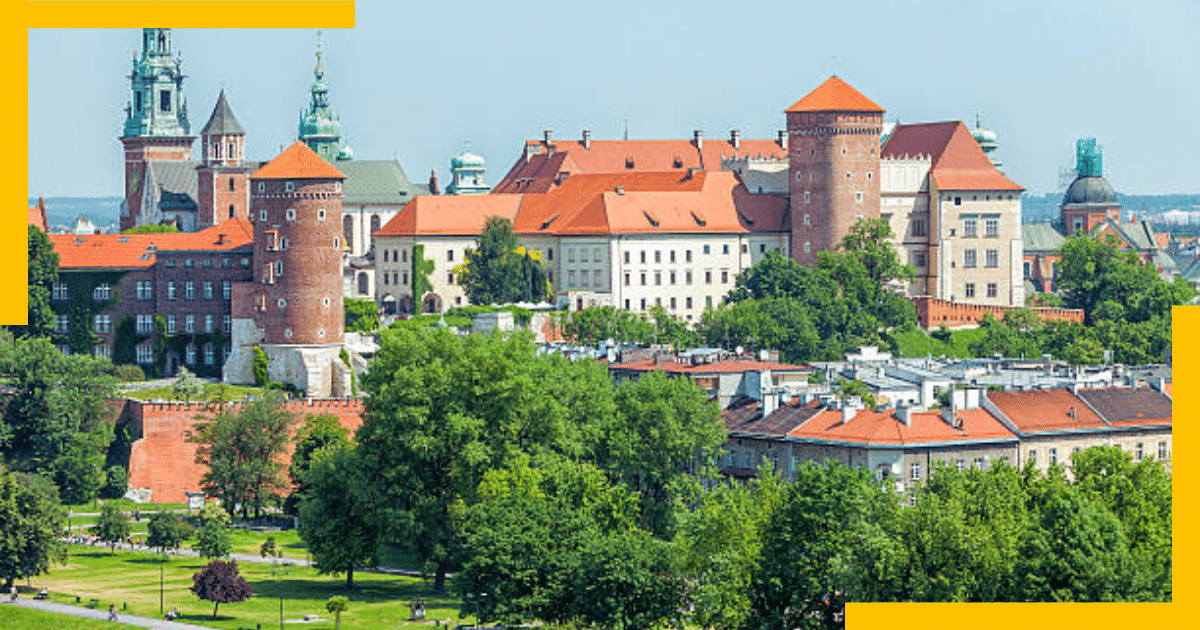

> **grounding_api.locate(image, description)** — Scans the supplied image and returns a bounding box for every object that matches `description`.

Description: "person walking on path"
[108,603,118,622]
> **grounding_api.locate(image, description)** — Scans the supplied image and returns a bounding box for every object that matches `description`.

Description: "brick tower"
[785,76,884,265]
[224,141,350,397]
[196,90,252,229]
[120,28,195,231]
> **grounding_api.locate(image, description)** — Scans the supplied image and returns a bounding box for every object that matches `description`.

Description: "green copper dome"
[298,39,343,162]
[451,151,485,168]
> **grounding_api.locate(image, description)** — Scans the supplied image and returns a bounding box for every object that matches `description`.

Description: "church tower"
[120,28,195,231]
[196,89,252,228]
[298,39,346,163]
[785,76,884,265]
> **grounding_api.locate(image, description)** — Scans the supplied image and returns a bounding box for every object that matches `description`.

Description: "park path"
[2,597,217,629]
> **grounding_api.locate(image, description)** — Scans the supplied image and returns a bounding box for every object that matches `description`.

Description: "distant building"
[445,151,491,195]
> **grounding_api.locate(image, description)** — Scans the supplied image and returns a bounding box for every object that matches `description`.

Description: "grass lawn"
[891,327,987,359]
[34,545,461,630]
[121,383,266,401]
[228,528,308,560]
[0,605,144,629]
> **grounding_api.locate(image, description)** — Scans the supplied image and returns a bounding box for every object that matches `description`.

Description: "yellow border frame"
[7,2,1186,628]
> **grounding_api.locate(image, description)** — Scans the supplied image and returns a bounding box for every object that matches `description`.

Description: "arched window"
[358,272,369,295]
[343,214,354,251]
[370,214,381,234]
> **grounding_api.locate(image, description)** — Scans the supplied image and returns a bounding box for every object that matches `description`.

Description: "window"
[547,249,554,261]
[223,315,231,333]
[167,315,176,334]
[854,191,863,203]
[1049,448,1058,466]
[912,219,927,237]
[136,281,153,300]
[624,251,630,264]
[1073,218,1084,233]
[685,250,692,263]
[640,251,646,264]
[985,249,999,268]
[624,273,631,286]
[974,457,986,469]
[185,315,195,333]
[965,283,976,298]
[760,244,766,253]
[593,270,601,286]
[721,271,729,284]
[93,315,111,334]
[185,344,196,365]
[669,271,676,285]
[581,249,589,263]
[203,259,212,268]
[640,272,647,286]
[686,296,693,309]
[963,249,977,268]
[655,250,661,263]
[228,177,235,192]
[1135,443,1144,462]
[913,251,927,268]
[670,297,677,309]
[803,191,811,204]
[1159,441,1168,460]
[624,299,631,310]
[278,298,287,308]
[52,282,68,301]
[260,210,268,222]
[185,281,194,300]
[204,314,214,334]
[159,89,170,112]
[136,314,153,334]
[94,344,110,358]
[910,462,921,481]
[705,270,712,284]
[686,270,693,284]
[286,208,296,221]
[223,281,231,300]
[447,273,454,284]
[55,314,69,334]
[275,261,283,277]
[93,284,112,301]
[136,345,153,364]
[655,272,661,286]
[985,217,999,238]
[285,182,295,193]
[204,344,215,366]
[987,283,997,298]
[804,241,811,254]
[722,244,730,254]
[1024,261,1032,278]
[669,250,676,263]
[204,281,214,300]
[640,298,647,310]
[185,259,193,268]
[257,182,265,193]
[581,272,589,287]
[963,217,978,238]
[703,245,711,255]
[956,459,966,472]
[706,296,713,308]
[954,196,962,206]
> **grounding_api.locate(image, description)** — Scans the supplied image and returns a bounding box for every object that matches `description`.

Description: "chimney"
[614,185,625,195]
[841,398,860,424]
[777,130,788,150]
[684,167,701,180]
[428,169,439,195]
[693,129,703,150]
[582,129,592,149]
[543,129,554,145]
[730,129,741,150]
[1069,406,1077,421]
[941,392,958,428]
[216,233,227,245]
[896,402,912,426]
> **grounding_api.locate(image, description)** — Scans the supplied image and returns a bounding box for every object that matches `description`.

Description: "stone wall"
[914,296,1083,329]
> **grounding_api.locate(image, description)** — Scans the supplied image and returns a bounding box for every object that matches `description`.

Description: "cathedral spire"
[298,31,342,162]
[123,28,192,138]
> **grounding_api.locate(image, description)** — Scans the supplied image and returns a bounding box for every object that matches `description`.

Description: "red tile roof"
[786,406,1015,445]
[493,137,787,195]
[784,76,884,113]
[28,199,48,231]
[1162,382,1172,398]
[882,121,1023,192]
[375,171,788,238]
[1076,387,1172,427]
[985,389,1106,432]
[50,218,254,270]
[250,141,345,180]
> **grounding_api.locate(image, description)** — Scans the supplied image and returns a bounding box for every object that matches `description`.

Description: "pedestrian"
[9,585,17,601]
[108,603,118,622]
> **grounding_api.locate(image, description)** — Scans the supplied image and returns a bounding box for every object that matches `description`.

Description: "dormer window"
[285,181,295,192]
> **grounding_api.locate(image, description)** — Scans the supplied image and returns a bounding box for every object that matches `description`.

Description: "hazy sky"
[27,0,1200,197]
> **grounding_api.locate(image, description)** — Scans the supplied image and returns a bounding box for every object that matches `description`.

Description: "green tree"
[193,502,232,559]
[172,366,203,402]
[11,225,59,339]
[95,502,130,554]
[570,529,683,630]
[326,595,349,630]
[344,298,379,333]
[123,223,180,234]
[1057,234,1194,325]
[297,444,380,589]
[648,305,701,349]
[969,311,1043,359]
[285,413,351,515]
[189,394,295,519]
[700,297,821,363]
[820,216,916,329]
[259,536,279,559]
[0,336,117,504]
[99,465,128,500]
[560,306,656,346]
[605,370,726,537]
[191,559,253,619]
[0,468,66,589]
[146,512,193,553]
[457,216,550,305]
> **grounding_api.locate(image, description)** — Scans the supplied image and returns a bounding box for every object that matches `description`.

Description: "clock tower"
[120,28,196,231]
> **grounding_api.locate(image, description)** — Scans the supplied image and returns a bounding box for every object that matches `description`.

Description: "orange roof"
[609,358,810,375]
[493,137,788,194]
[28,200,48,231]
[250,141,345,180]
[883,121,1023,192]
[785,76,884,113]
[50,218,253,270]
[985,389,1106,432]
[1162,382,1172,398]
[786,407,1015,445]
[376,171,787,238]
[373,195,523,238]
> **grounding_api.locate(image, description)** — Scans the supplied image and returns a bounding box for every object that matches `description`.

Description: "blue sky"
[27,0,1200,197]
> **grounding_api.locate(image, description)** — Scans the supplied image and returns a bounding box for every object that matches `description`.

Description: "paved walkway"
[3,597,217,629]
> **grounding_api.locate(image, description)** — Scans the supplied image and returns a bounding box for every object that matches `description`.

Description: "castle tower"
[971,115,1002,170]
[1060,138,1120,235]
[229,141,349,397]
[445,151,491,195]
[120,28,195,231]
[785,76,884,265]
[196,90,252,228]
[298,39,344,163]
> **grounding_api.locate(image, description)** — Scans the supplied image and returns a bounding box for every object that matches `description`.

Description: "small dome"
[1063,175,1117,206]
[971,126,997,144]
[337,144,354,160]
[451,151,485,168]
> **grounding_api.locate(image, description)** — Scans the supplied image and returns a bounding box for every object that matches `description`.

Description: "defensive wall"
[914,296,1085,330]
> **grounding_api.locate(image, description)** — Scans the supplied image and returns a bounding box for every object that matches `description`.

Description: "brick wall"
[123,397,364,503]
[914,296,1083,329]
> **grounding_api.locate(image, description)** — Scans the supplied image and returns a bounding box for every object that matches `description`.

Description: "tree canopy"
[189,394,295,518]
[0,468,65,588]
[191,559,253,619]
[10,225,59,339]
[297,443,380,588]
[457,216,550,306]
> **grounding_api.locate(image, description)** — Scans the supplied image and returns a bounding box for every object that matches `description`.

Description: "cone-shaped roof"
[251,141,345,180]
[200,89,245,135]
[785,76,884,113]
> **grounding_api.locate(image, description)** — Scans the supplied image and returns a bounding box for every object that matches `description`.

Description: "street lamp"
[271,562,290,630]
[159,549,171,617]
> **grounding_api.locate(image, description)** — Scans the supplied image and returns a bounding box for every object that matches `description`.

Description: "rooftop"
[251,141,346,180]
[785,76,884,113]
[882,121,1023,192]
[50,218,253,270]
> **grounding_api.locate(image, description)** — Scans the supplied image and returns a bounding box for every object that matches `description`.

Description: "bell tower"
[298,35,345,163]
[196,89,251,228]
[120,28,195,231]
